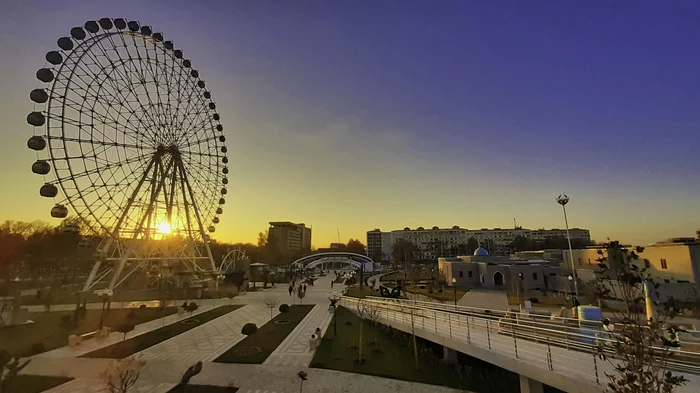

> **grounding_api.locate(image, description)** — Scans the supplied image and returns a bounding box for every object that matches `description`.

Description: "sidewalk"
[138,304,276,363]
[34,302,225,359]
[28,359,464,393]
[263,305,333,367]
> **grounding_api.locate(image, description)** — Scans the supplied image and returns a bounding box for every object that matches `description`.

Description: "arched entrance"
[493,271,504,286]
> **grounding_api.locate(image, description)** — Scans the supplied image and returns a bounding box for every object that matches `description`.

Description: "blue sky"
[0,0,698,246]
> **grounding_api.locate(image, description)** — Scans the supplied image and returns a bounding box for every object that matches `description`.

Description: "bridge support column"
[519,375,543,393]
[442,346,458,365]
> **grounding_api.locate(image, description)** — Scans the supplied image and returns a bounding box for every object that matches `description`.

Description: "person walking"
[303,284,307,292]
[288,285,293,296]
[331,281,334,288]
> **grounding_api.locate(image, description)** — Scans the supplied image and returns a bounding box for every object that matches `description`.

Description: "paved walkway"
[44,378,175,393]
[31,360,463,393]
[263,305,334,367]
[138,305,276,363]
[234,273,345,306]
[34,303,225,359]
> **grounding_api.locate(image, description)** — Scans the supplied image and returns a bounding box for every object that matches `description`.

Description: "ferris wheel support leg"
[108,156,164,290]
[177,158,217,272]
[83,260,103,292]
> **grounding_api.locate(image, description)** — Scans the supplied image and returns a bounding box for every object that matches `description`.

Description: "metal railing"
[367,296,700,347]
[341,296,700,385]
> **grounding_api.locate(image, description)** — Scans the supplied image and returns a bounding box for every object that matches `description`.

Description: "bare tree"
[355,299,369,363]
[595,241,686,393]
[264,295,279,320]
[101,356,146,393]
[364,302,381,348]
[397,293,422,369]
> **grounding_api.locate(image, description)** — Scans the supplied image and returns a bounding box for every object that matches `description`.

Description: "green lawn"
[0,307,176,358]
[167,384,238,392]
[3,375,73,393]
[311,306,518,392]
[80,305,241,359]
[214,305,314,364]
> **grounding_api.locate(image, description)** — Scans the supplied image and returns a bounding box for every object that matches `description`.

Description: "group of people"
[288,280,308,296]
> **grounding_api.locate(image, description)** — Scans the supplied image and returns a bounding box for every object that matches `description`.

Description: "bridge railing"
[341,296,700,385]
[366,296,700,341]
[368,295,600,325]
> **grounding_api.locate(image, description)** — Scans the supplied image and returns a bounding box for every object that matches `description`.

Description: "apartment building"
[367,226,591,261]
[268,221,312,259]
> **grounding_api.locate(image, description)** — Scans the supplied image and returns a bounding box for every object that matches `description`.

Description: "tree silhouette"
[595,241,686,393]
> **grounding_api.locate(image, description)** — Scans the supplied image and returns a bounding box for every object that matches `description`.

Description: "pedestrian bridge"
[340,296,700,393]
[290,252,374,272]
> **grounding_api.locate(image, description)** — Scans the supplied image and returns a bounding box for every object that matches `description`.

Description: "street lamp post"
[451,277,457,306]
[556,194,579,299]
[566,274,579,309]
[328,289,341,336]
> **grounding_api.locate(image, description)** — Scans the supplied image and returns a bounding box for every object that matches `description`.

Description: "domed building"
[437,245,561,291]
[473,247,489,257]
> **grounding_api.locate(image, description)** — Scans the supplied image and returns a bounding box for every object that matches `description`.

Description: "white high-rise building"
[367,226,591,261]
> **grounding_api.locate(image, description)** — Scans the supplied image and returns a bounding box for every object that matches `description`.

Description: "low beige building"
[563,239,700,290]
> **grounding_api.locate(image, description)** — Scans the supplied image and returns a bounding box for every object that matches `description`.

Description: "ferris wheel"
[26,18,228,291]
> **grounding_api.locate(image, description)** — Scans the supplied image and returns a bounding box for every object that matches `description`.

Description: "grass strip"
[310,306,518,392]
[0,307,177,358]
[80,305,241,359]
[214,305,313,364]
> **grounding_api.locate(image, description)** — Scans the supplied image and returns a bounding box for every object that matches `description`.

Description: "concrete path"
[234,273,345,307]
[263,305,334,367]
[457,288,509,310]
[138,305,277,363]
[26,359,464,393]
[33,303,224,359]
[43,378,175,393]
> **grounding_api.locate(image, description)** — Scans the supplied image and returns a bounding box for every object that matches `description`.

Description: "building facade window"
[458,271,463,278]
[660,259,668,269]
[644,259,651,269]
[532,272,538,280]
[578,258,582,266]
[468,271,473,278]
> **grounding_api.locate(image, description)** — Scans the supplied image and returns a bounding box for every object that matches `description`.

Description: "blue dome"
[473,247,489,256]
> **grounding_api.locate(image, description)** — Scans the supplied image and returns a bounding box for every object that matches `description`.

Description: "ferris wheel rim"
[27,18,228,240]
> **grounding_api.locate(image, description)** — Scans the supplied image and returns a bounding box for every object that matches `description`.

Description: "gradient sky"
[1,1,699,247]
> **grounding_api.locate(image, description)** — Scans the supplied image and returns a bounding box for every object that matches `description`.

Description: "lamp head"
[451,277,457,283]
[556,194,570,206]
[567,274,573,281]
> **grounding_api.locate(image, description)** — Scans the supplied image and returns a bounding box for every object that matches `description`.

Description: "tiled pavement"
[43,378,175,393]
[26,274,466,393]
[34,361,463,393]
[34,303,225,359]
[263,305,333,367]
[137,304,277,363]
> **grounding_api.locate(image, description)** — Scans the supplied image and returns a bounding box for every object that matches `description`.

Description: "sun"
[157,221,172,234]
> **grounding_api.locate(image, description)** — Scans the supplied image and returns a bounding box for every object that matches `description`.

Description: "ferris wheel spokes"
[28,18,227,295]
